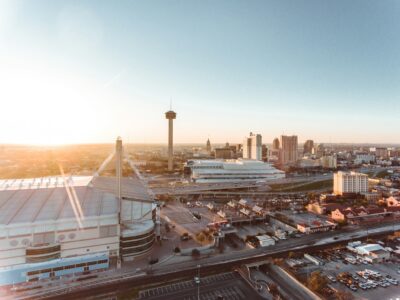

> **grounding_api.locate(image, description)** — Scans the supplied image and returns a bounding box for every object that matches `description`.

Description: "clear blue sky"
[0,0,399,144]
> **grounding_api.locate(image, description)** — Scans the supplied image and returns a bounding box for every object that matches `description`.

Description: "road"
[14,221,400,300]
[151,174,333,195]
[263,264,319,300]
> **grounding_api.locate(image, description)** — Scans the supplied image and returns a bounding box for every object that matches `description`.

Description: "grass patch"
[271,179,333,192]
[375,170,389,179]
[269,181,307,191]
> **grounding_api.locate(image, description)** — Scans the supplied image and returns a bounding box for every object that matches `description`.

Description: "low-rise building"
[304,253,324,265]
[331,206,386,224]
[307,202,345,215]
[320,155,337,169]
[297,220,336,234]
[355,244,390,263]
[362,192,381,204]
[256,235,275,247]
[354,153,375,165]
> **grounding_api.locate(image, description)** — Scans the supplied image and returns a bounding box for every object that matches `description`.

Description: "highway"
[16,221,400,300]
[151,174,333,195]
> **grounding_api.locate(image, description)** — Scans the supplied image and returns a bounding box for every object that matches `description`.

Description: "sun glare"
[0,62,104,145]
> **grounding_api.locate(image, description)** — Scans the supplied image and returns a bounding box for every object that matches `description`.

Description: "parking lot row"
[139,272,236,299]
[183,286,246,300]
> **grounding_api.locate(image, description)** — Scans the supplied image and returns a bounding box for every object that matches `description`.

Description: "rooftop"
[0,176,117,226]
[0,176,154,227]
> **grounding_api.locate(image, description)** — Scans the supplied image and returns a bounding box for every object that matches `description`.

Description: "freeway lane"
[20,221,400,300]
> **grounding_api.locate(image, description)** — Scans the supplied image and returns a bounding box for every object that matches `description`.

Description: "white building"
[186,159,285,183]
[355,244,390,263]
[320,155,337,169]
[256,235,275,247]
[243,132,262,160]
[354,153,375,165]
[333,171,368,195]
[298,158,320,168]
[0,176,155,276]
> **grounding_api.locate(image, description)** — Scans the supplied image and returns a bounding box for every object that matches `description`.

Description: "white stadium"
[0,138,156,286]
[185,159,285,183]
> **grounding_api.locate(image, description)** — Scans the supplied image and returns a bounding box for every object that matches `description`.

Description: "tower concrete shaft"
[115,137,123,216]
[165,110,176,172]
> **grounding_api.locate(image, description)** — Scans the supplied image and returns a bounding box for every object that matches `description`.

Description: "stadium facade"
[0,139,156,286]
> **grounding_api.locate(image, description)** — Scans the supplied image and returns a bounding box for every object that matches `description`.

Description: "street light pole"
[197,264,200,300]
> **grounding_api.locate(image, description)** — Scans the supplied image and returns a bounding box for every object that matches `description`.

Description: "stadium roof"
[0,175,154,228]
[0,176,117,226]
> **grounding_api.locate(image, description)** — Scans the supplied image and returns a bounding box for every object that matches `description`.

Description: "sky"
[0,0,399,145]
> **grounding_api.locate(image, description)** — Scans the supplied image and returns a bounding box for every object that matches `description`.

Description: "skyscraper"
[280,135,298,165]
[272,137,280,150]
[243,132,262,160]
[206,138,211,153]
[165,110,176,171]
[303,140,314,155]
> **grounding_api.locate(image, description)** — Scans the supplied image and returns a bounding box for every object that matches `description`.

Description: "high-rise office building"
[280,135,298,165]
[243,132,262,160]
[272,137,280,150]
[206,138,211,153]
[314,143,325,158]
[303,140,314,155]
[375,147,389,158]
[333,171,368,195]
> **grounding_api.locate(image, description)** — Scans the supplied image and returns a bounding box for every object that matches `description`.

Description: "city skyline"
[1,0,399,145]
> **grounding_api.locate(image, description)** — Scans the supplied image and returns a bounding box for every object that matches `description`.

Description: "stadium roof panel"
[0,176,119,226]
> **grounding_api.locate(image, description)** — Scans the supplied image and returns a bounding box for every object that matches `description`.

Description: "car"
[350,285,358,291]
[181,232,191,241]
[327,275,337,282]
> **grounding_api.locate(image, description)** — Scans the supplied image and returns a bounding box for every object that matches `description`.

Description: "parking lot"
[323,260,400,299]
[138,272,262,300]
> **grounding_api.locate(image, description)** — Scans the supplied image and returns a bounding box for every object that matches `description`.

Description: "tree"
[191,248,201,259]
[288,251,296,259]
[196,232,206,242]
[173,246,181,253]
[307,271,328,293]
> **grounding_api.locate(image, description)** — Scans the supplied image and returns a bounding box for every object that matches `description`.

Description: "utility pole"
[196,264,201,300]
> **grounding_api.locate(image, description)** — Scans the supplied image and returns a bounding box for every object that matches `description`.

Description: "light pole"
[196,264,200,300]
